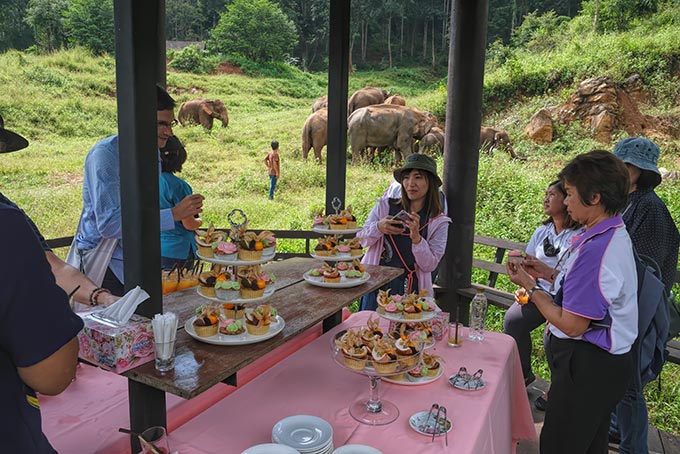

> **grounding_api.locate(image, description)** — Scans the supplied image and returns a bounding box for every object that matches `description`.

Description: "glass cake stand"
[331,329,422,426]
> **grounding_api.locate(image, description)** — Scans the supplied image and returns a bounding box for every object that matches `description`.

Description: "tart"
[314,236,337,256]
[359,315,383,348]
[215,280,240,300]
[323,268,341,283]
[395,336,420,367]
[260,231,277,256]
[407,365,429,381]
[195,224,225,258]
[198,270,218,297]
[222,302,246,319]
[326,213,347,230]
[192,305,219,337]
[336,244,351,254]
[376,289,392,314]
[334,329,368,371]
[422,352,443,377]
[345,270,363,279]
[213,240,238,260]
[219,318,245,335]
[245,305,277,335]
[348,237,364,256]
[340,205,357,229]
[238,231,264,261]
[371,338,398,374]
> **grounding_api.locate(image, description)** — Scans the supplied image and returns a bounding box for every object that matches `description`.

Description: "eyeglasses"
[157,119,178,129]
[543,236,560,257]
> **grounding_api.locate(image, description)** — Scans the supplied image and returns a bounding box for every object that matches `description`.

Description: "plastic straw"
[151,312,178,360]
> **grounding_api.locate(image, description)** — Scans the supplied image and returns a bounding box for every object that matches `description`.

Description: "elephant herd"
[302,86,517,164]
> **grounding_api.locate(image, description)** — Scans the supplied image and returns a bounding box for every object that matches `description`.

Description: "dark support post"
[114,1,166,451]
[325,0,350,215]
[157,1,166,88]
[437,0,489,322]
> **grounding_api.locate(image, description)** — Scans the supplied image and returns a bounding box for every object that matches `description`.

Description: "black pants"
[101,267,125,297]
[541,334,632,454]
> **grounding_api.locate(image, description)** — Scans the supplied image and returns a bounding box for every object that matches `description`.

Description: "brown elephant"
[347,87,390,116]
[311,96,328,112]
[348,104,438,163]
[178,99,229,130]
[384,94,406,106]
[479,126,520,159]
[416,126,445,154]
[301,107,327,163]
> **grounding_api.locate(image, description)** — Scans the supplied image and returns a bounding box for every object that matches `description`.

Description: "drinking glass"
[140,426,170,454]
[447,322,462,347]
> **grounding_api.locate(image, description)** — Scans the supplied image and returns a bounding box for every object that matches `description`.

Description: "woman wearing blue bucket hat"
[610,137,680,454]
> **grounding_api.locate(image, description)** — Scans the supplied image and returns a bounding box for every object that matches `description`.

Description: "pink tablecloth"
[167,311,535,454]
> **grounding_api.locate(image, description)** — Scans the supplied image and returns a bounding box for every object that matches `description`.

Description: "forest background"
[1,0,680,436]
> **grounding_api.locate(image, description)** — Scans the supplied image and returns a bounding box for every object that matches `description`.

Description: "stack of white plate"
[272,415,334,454]
[332,445,382,454]
[241,444,299,454]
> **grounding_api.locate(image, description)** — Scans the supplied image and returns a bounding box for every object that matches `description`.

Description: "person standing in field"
[264,140,281,200]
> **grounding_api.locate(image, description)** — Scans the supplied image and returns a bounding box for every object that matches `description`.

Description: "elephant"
[479,126,521,159]
[301,107,328,163]
[416,126,445,154]
[347,87,390,116]
[347,104,438,164]
[178,98,229,130]
[312,96,328,112]
[384,94,406,106]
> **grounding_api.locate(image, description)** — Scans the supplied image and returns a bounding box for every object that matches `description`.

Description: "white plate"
[241,444,300,454]
[196,285,274,304]
[378,307,439,323]
[196,250,275,266]
[333,445,382,454]
[311,225,363,234]
[185,313,285,346]
[303,271,370,289]
[310,252,364,261]
[448,374,486,391]
[409,410,452,437]
[272,415,333,452]
[382,366,443,386]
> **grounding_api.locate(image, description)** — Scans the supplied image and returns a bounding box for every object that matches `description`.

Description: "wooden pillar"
[113,1,166,450]
[325,0,350,216]
[437,0,489,321]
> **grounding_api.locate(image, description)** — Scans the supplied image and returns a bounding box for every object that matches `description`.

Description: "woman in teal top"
[160,136,202,270]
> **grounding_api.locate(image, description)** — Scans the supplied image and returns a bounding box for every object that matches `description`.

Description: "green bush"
[168,45,216,74]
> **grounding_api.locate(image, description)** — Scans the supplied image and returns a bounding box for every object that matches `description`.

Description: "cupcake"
[395,336,420,367]
[214,240,238,260]
[327,213,347,230]
[341,205,357,229]
[215,280,240,300]
[238,231,264,261]
[239,265,266,299]
[407,365,429,381]
[312,209,326,227]
[195,224,225,258]
[307,267,324,277]
[192,305,219,337]
[422,352,443,377]
[314,236,336,256]
[348,237,364,256]
[402,293,424,320]
[261,271,276,287]
[219,318,245,335]
[371,339,398,374]
[198,271,218,297]
[323,268,341,283]
[245,305,277,335]
[334,329,368,371]
[222,302,246,319]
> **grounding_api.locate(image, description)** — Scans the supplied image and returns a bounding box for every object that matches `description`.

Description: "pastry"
[222,302,246,319]
[260,231,277,256]
[371,338,398,374]
[336,261,351,272]
[336,243,351,255]
[326,213,348,230]
[195,223,225,258]
[245,305,277,335]
[345,270,363,279]
[237,231,264,261]
[376,289,392,314]
[334,329,368,371]
[340,205,357,229]
[239,265,266,299]
[198,270,219,297]
[215,280,240,300]
[323,268,341,283]
[395,336,420,367]
[312,209,326,227]
[214,240,238,260]
[192,305,219,337]
[314,236,337,256]
[219,318,245,335]
[407,364,429,381]
[359,315,383,348]
[348,237,364,256]
[422,352,443,377]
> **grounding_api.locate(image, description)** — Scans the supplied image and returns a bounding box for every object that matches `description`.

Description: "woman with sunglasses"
[503,180,581,397]
[507,150,638,453]
[358,154,451,309]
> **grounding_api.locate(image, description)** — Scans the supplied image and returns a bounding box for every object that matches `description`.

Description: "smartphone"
[392,210,411,223]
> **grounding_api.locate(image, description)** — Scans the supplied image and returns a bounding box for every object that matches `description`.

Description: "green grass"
[1,47,679,434]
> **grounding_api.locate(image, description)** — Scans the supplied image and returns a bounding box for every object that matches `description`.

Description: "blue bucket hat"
[613,137,661,188]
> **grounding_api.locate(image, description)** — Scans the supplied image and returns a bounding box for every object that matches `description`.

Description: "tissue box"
[77,312,155,374]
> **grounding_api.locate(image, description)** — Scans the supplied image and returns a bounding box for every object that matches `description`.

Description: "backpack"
[633,252,670,389]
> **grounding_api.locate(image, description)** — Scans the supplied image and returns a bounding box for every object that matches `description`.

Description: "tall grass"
[1,46,679,434]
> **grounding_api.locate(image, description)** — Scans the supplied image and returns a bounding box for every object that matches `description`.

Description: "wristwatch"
[527,284,546,302]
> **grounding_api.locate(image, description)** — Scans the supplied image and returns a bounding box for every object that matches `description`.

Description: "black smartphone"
[392,210,411,223]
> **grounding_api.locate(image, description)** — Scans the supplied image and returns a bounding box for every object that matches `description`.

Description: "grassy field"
[1,48,679,434]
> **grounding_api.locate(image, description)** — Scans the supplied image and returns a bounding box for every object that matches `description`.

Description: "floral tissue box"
[77,312,155,374]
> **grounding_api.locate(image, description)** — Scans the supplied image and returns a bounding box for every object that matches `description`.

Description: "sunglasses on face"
[543,236,560,258]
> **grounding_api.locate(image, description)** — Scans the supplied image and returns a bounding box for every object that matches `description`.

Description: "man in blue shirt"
[75,86,204,295]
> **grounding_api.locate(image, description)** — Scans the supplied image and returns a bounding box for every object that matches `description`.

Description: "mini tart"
[244,306,276,335]
[403,302,423,320]
[195,226,224,258]
[238,248,263,261]
[407,365,429,380]
[198,272,218,298]
[223,303,246,319]
[238,235,264,261]
[395,337,419,367]
[193,315,218,337]
[239,276,266,299]
[336,244,351,254]
[214,241,238,259]
[323,269,341,283]
[314,241,335,256]
[219,319,245,335]
[384,302,402,315]
[425,359,440,377]
[345,270,363,279]
[335,262,351,272]
[342,346,368,370]
[350,247,363,256]
[327,214,348,230]
[371,347,397,374]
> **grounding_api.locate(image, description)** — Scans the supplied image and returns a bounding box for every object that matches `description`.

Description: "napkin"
[96,286,150,325]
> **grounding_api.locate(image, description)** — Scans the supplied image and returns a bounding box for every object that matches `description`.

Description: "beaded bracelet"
[89,287,112,306]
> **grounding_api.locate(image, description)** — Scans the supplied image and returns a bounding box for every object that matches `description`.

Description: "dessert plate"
[185,313,284,346]
[272,415,333,453]
[196,250,275,266]
[333,445,382,454]
[378,307,439,323]
[310,252,364,261]
[241,444,299,454]
[303,271,370,289]
[197,285,275,304]
[409,410,452,437]
[382,367,443,386]
[311,225,363,235]
[448,373,486,391]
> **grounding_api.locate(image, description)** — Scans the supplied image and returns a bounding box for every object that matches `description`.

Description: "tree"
[0,0,33,51]
[63,0,114,55]
[277,0,329,71]
[208,0,298,63]
[166,0,205,40]
[25,0,67,53]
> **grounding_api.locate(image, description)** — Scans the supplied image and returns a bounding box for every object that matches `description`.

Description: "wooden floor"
[516,378,680,454]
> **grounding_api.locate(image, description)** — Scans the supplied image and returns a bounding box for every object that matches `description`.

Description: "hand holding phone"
[392,210,411,223]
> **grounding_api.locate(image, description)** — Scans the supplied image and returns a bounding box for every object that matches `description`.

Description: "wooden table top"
[124,258,402,399]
